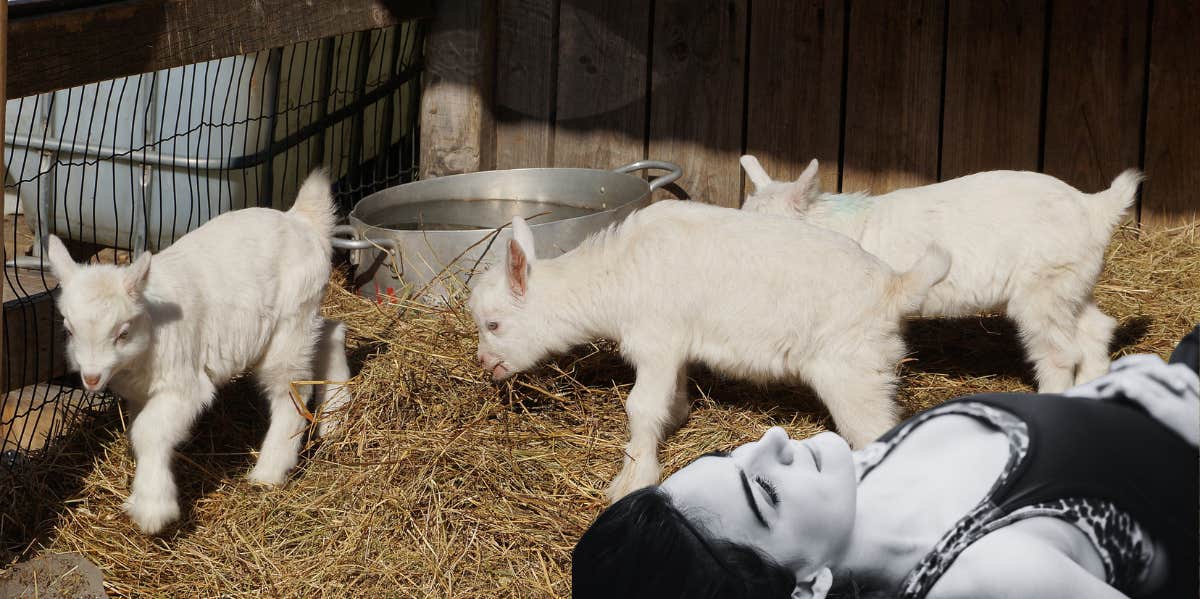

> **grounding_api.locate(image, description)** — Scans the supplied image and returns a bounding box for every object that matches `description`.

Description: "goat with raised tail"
[46,170,349,534]
[740,156,1140,393]
[467,200,949,501]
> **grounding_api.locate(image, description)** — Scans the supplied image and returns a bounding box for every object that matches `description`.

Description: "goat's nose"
[83,374,100,387]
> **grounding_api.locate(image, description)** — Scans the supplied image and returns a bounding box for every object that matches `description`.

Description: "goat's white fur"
[739,155,1139,392]
[46,170,345,534]
[468,201,950,501]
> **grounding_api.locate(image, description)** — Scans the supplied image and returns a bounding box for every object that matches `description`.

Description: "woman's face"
[660,427,858,576]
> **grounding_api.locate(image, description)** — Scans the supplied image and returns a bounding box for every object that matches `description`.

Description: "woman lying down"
[573,326,1199,599]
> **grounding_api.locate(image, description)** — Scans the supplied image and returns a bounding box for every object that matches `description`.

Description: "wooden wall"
[420,0,1199,226]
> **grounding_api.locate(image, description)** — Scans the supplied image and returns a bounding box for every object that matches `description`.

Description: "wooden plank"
[1141,1,1200,228]
[744,0,844,194]
[841,0,945,194]
[3,293,67,393]
[1,382,76,454]
[419,0,497,177]
[494,0,558,169]
[941,0,1044,179]
[7,0,434,100]
[647,0,748,206]
[552,0,650,169]
[1042,0,1146,194]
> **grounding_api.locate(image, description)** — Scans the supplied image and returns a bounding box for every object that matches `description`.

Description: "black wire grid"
[0,24,424,467]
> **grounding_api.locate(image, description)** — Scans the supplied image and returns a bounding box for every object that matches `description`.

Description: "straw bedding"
[2,224,1198,597]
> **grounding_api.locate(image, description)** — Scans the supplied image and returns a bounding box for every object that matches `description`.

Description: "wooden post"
[1,0,7,390]
[419,0,497,177]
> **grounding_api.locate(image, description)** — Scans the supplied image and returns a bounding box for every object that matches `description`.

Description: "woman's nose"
[752,426,794,465]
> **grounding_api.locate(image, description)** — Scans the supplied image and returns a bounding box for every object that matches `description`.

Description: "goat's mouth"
[491,363,512,381]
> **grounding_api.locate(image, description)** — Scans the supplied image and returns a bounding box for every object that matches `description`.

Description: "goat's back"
[573,200,904,367]
[143,207,332,382]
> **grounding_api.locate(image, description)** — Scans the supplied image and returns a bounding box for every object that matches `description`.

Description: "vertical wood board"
[1042,0,1146,194]
[744,0,844,196]
[1142,1,1200,228]
[648,0,748,206]
[941,0,1045,179]
[495,0,559,168]
[553,0,650,170]
[841,0,945,194]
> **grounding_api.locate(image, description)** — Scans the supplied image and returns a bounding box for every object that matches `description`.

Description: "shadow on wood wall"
[420,0,1198,227]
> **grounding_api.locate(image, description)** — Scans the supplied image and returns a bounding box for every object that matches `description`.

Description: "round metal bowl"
[331,160,682,302]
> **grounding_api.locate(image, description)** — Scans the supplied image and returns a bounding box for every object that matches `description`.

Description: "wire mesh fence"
[0,23,424,469]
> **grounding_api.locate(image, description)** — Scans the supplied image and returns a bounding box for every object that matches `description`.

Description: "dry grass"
[3,223,1198,597]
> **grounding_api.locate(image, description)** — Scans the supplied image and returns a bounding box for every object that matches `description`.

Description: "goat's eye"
[486,321,499,332]
[117,330,129,342]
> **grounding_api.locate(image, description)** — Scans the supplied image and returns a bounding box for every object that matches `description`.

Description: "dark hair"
[572,486,796,599]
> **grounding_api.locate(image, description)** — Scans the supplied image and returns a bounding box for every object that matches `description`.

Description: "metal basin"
[331,160,682,302]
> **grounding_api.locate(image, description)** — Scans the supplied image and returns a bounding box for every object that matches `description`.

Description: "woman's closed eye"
[755,475,779,506]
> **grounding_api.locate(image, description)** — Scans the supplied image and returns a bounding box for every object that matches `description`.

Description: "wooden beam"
[7,0,434,100]
[419,0,497,177]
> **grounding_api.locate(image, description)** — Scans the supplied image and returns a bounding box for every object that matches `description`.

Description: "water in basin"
[371,198,600,231]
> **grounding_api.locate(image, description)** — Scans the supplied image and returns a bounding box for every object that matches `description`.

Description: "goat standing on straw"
[46,170,349,534]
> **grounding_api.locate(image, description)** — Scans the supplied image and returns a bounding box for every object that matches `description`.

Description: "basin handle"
[613,160,683,192]
[331,224,397,250]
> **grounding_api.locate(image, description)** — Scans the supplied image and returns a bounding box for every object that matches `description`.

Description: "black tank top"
[857,393,1198,598]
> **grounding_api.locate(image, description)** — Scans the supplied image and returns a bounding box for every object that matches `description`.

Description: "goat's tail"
[1086,168,1142,234]
[288,169,336,239]
[889,244,951,315]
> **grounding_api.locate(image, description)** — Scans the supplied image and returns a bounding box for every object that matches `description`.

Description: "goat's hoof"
[123,494,180,535]
[605,466,659,503]
[247,463,292,487]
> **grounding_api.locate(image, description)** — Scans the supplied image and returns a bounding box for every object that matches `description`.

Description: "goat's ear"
[511,216,536,260]
[506,239,530,297]
[790,567,832,599]
[740,155,772,191]
[788,159,821,209]
[45,235,78,284]
[124,251,152,297]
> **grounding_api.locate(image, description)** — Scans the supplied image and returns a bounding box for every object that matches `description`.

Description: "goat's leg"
[1073,301,1117,385]
[802,356,900,449]
[313,318,352,437]
[1009,292,1084,393]
[124,378,215,534]
[606,359,683,502]
[249,315,319,485]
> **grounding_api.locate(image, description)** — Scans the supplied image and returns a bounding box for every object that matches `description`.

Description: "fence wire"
[0,24,424,468]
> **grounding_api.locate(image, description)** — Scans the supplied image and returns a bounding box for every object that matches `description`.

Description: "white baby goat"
[468,201,950,500]
[740,156,1140,393]
[47,170,347,534]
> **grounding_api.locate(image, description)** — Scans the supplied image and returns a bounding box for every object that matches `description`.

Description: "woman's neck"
[834,415,1013,592]
[836,489,931,591]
